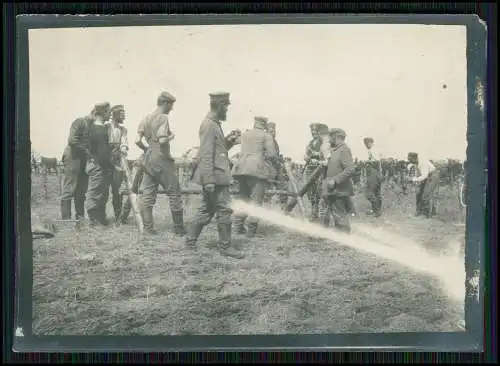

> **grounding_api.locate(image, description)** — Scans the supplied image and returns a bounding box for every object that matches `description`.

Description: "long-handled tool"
[121,156,144,235]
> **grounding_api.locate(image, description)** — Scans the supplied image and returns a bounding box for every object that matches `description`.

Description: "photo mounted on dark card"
[12,14,487,353]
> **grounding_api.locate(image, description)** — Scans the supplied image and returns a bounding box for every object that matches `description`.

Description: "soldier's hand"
[320,159,328,166]
[204,183,216,193]
[327,179,336,190]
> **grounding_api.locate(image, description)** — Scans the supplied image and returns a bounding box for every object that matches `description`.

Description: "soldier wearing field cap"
[137,91,185,235]
[304,122,329,221]
[232,116,279,237]
[186,92,244,259]
[321,128,356,233]
[60,105,98,221]
[363,136,383,217]
[106,104,129,224]
[85,101,113,226]
[267,122,289,210]
[407,151,439,218]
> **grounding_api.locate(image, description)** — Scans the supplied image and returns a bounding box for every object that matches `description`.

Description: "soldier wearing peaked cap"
[136,91,185,235]
[303,122,329,222]
[186,92,244,259]
[60,103,105,221]
[85,101,114,226]
[321,128,356,233]
[232,116,279,237]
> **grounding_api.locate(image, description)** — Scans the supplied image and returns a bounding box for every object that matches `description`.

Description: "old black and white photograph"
[29,24,471,336]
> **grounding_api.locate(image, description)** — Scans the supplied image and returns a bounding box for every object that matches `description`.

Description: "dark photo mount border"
[4,7,492,356]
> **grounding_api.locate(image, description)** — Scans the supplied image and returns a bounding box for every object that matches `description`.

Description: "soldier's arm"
[67,119,87,155]
[333,146,356,184]
[156,115,174,145]
[198,122,217,185]
[120,126,129,154]
[264,133,279,163]
[135,119,148,151]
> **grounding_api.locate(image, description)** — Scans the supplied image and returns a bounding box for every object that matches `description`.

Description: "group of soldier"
[59,90,441,261]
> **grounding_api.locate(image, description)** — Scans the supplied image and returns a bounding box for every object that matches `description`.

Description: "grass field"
[31,172,466,335]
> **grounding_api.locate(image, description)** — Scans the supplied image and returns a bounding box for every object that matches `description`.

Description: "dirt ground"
[31,173,466,335]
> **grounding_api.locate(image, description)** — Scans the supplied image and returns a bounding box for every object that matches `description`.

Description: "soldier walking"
[232,116,279,237]
[85,102,113,226]
[363,137,383,217]
[267,122,289,210]
[303,123,329,221]
[137,91,185,235]
[106,105,129,224]
[408,152,439,218]
[60,104,97,221]
[185,92,244,259]
[321,128,356,233]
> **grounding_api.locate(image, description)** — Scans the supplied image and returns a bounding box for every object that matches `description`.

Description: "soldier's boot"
[218,223,245,259]
[112,196,122,224]
[60,199,72,220]
[309,203,319,222]
[97,207,110,226]
[233,215,247,234]
[171,210,186,236]
[245,221,258,238]
[74,199,85,221]
[120,197,132,224]
[185,221,205,249]
[141,207,158,235]
[87,208,100,227]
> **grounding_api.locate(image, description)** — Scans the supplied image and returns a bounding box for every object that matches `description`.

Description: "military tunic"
[138,111,183,224]
[232,125,278,234]
[191,111,235,226]
[85,123,113,218]
[60,116,93,219]
[364,148,383,215]
[321,142,356,232]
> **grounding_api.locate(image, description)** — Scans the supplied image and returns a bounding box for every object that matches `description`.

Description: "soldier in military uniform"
[185,92,244,259]
[232,116,279,237]
[137,91,185,235]
[85,102,113,226]
[60,105,97,220]
[321,128,356,233]
[304,123,329,221]
[267,122,289,210]
[363,137,383,217]
[407,151,439,218]
[106,105,129,224]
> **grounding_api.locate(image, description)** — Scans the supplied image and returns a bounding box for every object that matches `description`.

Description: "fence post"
[42,168,48,200]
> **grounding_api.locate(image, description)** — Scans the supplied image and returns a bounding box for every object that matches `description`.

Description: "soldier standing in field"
[136,91,185,235]
[407,151,440,218]
[363,137,383,217]
[185,92,243,259]
[60,105,97,221]
[267,122,289,210]
[106,105,129,224]
[232,116,279,237]
[321,128,356,233]
[85,102,114,226]
[303,123,329,222]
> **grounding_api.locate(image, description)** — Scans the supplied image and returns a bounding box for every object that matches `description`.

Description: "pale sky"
[29,24,467,161]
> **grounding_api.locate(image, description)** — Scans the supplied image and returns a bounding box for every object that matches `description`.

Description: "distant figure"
[321,128,356,233]
[106,105,129,224]
[186,92,244,259]
[232,116,278,237]
[408,152,439,218]
[137,91,185,235]
[363,137,383,217]
[59,105,96,220]
[85,102,113,226]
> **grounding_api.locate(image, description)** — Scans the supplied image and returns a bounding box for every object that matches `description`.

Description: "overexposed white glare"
[29,24,467,161]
